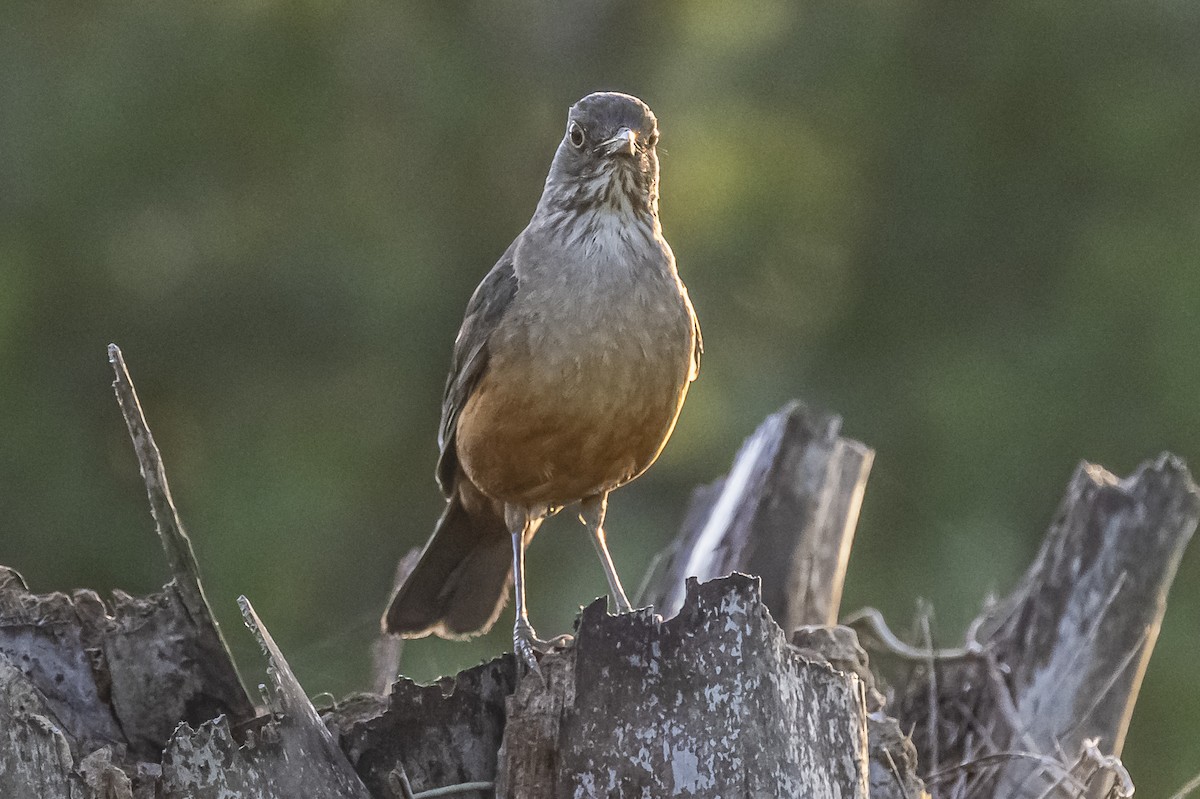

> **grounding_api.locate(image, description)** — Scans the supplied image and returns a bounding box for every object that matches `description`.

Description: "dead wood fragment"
[870,454,1199,799]
[641,401,872,632]
[868,712,928,799]
[0,652,78,799]
[160,597,372,799]
[372,548,421,695]
[0,565,254,767]
[793,625,926,799]
[331,656,515,799]
[107,344,255,733]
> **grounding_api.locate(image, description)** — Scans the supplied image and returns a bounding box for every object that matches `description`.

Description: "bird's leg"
[506,506,566,674]
[580,493,634,615]
[508,506,540,673]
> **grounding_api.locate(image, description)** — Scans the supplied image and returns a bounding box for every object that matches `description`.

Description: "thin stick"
[389,764,492,799]
[1168,769,1200,799]
[108,343,209,619]
[925,752,1088,794]
[1080,738,1133,798]
[919,608,941,797]
[389,767,415,799]
[843,606,979,662]
[413,783,495,798]
[108,343,251,717]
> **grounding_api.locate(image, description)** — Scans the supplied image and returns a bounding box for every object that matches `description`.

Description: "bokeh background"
[3,2,1198,793]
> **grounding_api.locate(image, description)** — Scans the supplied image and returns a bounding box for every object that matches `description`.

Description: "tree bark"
[495,575,870,798]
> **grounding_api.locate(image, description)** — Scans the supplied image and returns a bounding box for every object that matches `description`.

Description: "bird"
[382,91,701,672]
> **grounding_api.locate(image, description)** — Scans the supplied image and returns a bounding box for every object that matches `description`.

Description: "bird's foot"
[513,619,574,677]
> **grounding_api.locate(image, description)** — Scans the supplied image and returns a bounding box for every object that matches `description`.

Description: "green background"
[2,2,1197,793]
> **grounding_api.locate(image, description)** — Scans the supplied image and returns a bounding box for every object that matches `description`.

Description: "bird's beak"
[601,127,637,157]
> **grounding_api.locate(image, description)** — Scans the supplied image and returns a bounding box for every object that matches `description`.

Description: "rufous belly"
[455,345,689,508]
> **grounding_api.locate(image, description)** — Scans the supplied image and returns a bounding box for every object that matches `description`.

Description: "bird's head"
[543,92,661,218]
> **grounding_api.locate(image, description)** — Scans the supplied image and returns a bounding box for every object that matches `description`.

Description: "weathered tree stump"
[1,349,1195,799]
[496,576,869,798]
[857,455,1199,799]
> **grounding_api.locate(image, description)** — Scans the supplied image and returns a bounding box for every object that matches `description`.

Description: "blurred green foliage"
[2,1,1198,793]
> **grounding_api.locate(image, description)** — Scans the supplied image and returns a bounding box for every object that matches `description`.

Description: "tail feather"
[383,491,513,639]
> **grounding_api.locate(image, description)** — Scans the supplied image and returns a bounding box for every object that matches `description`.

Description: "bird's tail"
[382,488,513,639]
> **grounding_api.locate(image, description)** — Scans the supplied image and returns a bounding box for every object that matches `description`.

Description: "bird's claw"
[513,620,574,677]
[514,635,541,677]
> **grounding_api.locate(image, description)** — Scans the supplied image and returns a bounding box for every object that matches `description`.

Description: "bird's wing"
[435,245,520,495]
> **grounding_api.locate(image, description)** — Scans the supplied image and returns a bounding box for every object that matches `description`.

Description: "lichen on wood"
[497,574,872,799]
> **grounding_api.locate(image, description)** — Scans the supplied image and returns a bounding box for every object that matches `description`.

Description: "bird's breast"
[456,249,696,508]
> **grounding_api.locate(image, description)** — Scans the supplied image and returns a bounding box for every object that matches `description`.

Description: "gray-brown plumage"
[382,92,701,669]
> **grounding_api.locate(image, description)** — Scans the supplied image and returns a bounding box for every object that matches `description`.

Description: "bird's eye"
[568,122,586,149]
[648,130,660,147]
